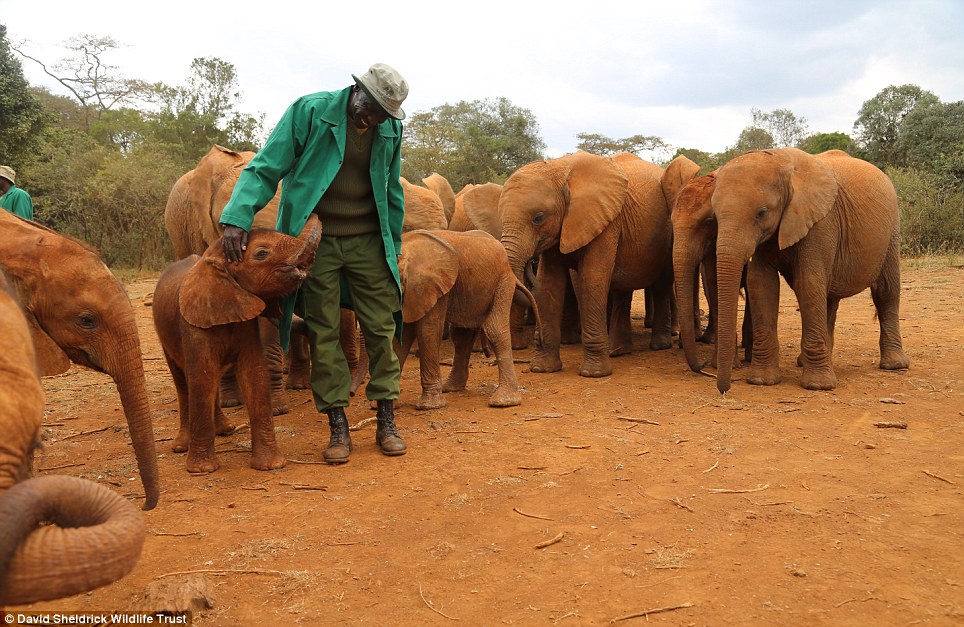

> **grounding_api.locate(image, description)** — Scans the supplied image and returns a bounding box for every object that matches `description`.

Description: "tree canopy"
[0,24,46,169]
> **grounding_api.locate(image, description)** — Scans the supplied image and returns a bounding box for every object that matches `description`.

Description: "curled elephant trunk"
[0,475,146,605]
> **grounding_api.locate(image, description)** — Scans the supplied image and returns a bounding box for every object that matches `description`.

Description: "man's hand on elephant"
[221,225,248,263]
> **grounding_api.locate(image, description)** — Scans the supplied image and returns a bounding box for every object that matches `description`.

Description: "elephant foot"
[698,332,717,345]
[215,420,237,437]
[880,350,910,371]
[271,393,289,416]
[801,367,837,391]
[796,352,804,367]
[649,333,674,351]
[579,357,612,378]
[250,447,286,471]
[442,376,468,393]
[172,429,190,454]
[219,389,243,408]
[747,366,782,386]
[186,452,220,474]
[530,352,562,373]
[609,342,632,357]
[285,372,310,390]
[416,393,446,410]
[488,386,522,407]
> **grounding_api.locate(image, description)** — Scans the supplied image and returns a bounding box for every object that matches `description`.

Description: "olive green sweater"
[313,127,380,236]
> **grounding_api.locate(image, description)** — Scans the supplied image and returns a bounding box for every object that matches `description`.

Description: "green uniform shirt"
[0,185,33,220]
[219,86,405,347]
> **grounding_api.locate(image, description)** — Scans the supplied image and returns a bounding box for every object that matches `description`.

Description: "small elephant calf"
[397,229,541,409]
[152,216,322,474]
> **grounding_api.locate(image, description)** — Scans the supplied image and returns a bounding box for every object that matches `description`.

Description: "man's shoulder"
[292,87,351,109]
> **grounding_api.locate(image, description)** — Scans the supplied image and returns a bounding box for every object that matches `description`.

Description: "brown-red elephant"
[499,151,699,377]
[708,148,909,393]
[0,211,159,510]
[0,269,146,605]
[396,230,542,409]
[421,173,456,226]
[152,216,322,474]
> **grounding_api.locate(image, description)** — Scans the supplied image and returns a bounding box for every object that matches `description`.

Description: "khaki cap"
[0,166,15,185]
[352,63,409,120]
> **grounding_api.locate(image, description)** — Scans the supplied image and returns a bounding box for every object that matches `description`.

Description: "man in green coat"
[220,63,409,463]
[0,166,34,220]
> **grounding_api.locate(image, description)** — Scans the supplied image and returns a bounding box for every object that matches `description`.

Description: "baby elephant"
[397,229,541,409]
[152,215,322,474]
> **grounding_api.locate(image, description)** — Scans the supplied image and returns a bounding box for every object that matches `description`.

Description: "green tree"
[672,148,724,174]
[0,23,46,169]
[732,126,774,153]
[853,84,939,167]
[575,132,669,161]
[402,98,545,190]
[749,107,809,148]
[897,100,964,187]
[799,132,857,155]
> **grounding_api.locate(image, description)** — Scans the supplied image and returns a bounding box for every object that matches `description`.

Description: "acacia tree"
[0,24,46,168]
[749,107,809,148]
[402,97,545,190]
[853,84,939,167]
[575,132,670,162]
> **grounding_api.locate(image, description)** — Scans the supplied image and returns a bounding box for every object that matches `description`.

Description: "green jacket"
[220,86,405,348]
[0,185,34,220]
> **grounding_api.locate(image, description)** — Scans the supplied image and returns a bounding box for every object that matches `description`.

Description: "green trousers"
[299,232,401,412]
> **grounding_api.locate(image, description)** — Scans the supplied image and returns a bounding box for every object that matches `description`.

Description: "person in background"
[0,166,33,220]
[219,63,409,465]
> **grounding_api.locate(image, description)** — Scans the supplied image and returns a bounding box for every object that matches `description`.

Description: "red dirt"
[9,261,964,625]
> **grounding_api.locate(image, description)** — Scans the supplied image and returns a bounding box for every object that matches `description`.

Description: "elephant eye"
[78,312,96,329]
[756,207,768,220]
[532,212,546,226]
[253,249,269,260]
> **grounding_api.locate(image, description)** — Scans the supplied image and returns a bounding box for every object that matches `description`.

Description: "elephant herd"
[0,144,909,606]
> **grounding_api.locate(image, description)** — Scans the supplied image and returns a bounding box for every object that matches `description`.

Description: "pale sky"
[4,0,963,158]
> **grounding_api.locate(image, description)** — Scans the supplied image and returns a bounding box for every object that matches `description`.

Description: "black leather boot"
[323,407,352,464]
[375,400,406,456]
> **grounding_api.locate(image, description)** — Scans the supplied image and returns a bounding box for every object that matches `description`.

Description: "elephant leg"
[745,260,782,386]
[414,308,447,410]
[560,271,581,345]
[872,241,910,370]
[795,275,837,391]
[643,287,654,329]
[257,318,288,416]
[237,335,285,471]
[213,402,237,437]
[286,334,311,390]
[396,323,417,372]
[700,258,718,344]
[740,278,753,365]
[608,289,633,357]
[444,327,475,392]
[530,255,566,373]
[218,368,243,408]
[185,366,220,474]
[510,301,528,350]
[482,290,522,407]
[166,355,191,454]
[647,276,675,351]
[576,274,614,378]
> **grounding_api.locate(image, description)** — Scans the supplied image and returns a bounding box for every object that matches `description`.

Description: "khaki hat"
[0,166,15,185]
[352,63,409,120]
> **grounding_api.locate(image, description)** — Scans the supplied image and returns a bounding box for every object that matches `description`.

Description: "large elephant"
[0,211,159,510]
[396,229,541,409]
[499,151,699,377]
[0,269,146,606]
[421,173,456,226]
[449,182,504,237]
[709,148,909,393]
[164,145,365,411]
[153,217,322,474]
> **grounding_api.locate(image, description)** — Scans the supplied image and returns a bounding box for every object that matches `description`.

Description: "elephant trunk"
[715,242,749,394]
[109,336,160,510]
[673,235,706,372]
[0,475,146,605]
[297,214,323,258]
[502,231,536,287]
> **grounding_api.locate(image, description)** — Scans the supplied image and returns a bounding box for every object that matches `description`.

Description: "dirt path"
[11,261,964,625]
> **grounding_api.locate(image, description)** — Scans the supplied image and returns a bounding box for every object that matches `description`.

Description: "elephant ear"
[179,256,266,328]
[779,148,839,250]
[560,152,628,254]
[461,184,503,238]
[24,313,71,376]
[399,231,459,323]
[661,155,702,209]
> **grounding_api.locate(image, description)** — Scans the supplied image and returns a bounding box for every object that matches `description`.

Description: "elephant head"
[0,269,145,606]
[0,211,160,510]
[671,173,717,372]
[712,148,839,393]
[421,173,456,226]
[450,182,504,238]
[401,177,448,232]
[499,151,629,279]
[179,215,323,329]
